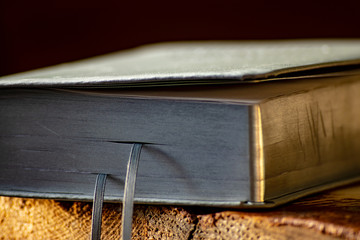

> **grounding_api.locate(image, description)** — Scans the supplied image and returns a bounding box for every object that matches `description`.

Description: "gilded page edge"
[249,104,265,202]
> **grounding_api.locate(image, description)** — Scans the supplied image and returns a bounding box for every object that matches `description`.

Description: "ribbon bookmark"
[90,143,142,240]
[91,173,107,240]
[121,143,143,240]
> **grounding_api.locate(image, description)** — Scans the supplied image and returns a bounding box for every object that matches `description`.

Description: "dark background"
[1,0,359,76]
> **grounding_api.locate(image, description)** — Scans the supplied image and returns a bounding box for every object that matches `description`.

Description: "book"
[0,40,360,208]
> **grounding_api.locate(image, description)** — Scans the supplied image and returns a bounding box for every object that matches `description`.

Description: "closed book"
[1,40,360,207]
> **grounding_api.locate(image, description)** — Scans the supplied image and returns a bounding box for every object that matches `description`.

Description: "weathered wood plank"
[0,182,359,239]
[193,183,360,239]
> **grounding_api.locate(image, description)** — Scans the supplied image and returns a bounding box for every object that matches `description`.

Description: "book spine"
[249,104,265,202]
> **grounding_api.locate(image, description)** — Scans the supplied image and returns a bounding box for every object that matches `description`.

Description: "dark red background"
[1,0,359,76]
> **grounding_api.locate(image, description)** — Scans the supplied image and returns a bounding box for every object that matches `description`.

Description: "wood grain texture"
[0,182,359,239]
[192,183,360,239]
[193,183,360,239]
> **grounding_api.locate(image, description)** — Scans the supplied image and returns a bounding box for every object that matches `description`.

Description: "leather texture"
[1,40,360,88]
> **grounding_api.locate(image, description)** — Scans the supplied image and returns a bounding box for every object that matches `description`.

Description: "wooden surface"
[0,182,360,239]
[192,182,360,239]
